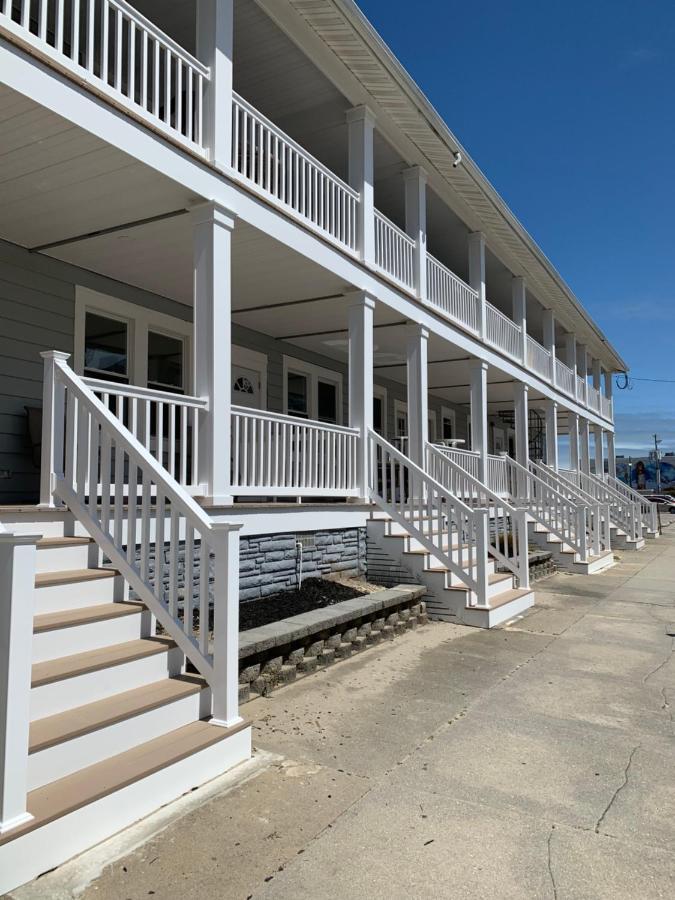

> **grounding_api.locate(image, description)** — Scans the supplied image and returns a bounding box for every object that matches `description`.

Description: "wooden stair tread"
[32,637,175,688]
[29,675,206,754]
[35,568,117,588]
[471,588,533,611]
[36,536,93,549]
[34,602,144,634]
[0,719,249,847]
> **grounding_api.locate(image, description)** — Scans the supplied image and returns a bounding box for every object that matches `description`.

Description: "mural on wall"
[616,457,675,491]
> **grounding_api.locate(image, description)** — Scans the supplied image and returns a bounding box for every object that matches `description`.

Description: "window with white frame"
[75,287,192,393]
[283,356,342,424]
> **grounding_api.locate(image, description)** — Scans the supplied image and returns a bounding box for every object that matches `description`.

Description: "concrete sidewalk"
[22,531,675,899]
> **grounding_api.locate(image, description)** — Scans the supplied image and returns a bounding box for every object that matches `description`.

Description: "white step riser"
[27,687,211,791]
[30,647,183,721]
[379,534,483,569]
[32,610,151,664]
[399,550,496,587]
[0,726,251,896]
[35,544,94,574]
[34,574,122,614]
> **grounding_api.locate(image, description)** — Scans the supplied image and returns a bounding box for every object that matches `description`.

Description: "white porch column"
[406,324,429,468]
[545,399,559,472]
[568,412,580,473]
[192,201,235,505]
[404,167,428,300]
[606,430,617,478]
[513,382,529,498]
[593,425,604,476]
[468,232,487,340]
[347,106,376,267]
[592,358,602,392]
[0,530,38,833]
[348,292,375,500]
[579,417,591,475]
[565,333,578,398]
[512,276,527,365]
[542,309,556,385]
[470,359,488,483]
[578,344,589,406]
[196,0,233,170]
[605,369,614,419]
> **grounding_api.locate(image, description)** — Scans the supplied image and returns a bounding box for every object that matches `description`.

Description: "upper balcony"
[0,0,614,424]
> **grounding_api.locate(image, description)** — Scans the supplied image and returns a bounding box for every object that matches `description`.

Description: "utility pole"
[653,434,662,493]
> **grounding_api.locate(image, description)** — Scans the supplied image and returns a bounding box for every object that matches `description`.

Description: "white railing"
[555,359,575,397]
[576,374,587,401]
[526,336,552,380]
[567,469,641,542]
[430,446,509,497]
[83,377,207,494]
[485,302,522,361]
[502,455,589,560]
[601,395,613,420]
[41,352,241,725]
[368,431,490,605]
[231,407,360,497]
[587,384,602,414]
[231,93,359,253]
[374,209,415,290]
[425,444,529,587]
[530,460,610,555]
[426,254,480,334]
[604,473,657,534]
[0,0,209,150]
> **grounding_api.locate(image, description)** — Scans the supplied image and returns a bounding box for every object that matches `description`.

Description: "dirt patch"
[240,576,381,631]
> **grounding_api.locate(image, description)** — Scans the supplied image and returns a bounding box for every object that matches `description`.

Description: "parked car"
[645,495,675,513]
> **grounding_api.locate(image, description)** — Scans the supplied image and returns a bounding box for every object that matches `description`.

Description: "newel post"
[0,529,39,833]
[516,508,530,590]
[474,508,490,607]
[210,522,243,728]
[39,351,70,508]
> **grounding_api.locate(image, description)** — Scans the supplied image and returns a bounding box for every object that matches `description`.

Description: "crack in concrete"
[595,745,640,834]
[546,825,558,900]
[642,637,675,684]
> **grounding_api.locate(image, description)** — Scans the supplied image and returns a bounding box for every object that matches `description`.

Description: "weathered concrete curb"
[238,584,428,701]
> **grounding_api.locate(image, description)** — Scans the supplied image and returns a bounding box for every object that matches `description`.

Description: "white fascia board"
[1,40,614,430]
[209,505,371,535]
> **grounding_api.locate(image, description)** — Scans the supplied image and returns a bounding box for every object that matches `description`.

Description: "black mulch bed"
[240,577,368,631]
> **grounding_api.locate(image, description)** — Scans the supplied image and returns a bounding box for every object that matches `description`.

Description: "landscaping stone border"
[238,584,427,701]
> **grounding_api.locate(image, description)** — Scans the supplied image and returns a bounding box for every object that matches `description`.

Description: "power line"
[615,374,675,390]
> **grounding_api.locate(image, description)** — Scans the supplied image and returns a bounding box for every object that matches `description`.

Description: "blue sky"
[357,0,675,456]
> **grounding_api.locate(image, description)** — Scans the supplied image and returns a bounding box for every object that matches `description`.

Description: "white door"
[232,365,262,409]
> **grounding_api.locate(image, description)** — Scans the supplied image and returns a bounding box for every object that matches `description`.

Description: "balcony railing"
[587,384,602,414]
[526,336,552,381]
[576,374,587,400]
[432,446,509,496]
[426,253,479,334]
[373,209,415,290]
[231,92,359,254]
[485,301,522,362]
[1,0,210,150]
[231,406,360,497]
[555,358,575,398]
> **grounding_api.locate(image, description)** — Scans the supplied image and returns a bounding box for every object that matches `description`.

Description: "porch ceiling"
[0,86,199,250]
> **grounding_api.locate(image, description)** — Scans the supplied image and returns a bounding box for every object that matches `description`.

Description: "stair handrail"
[603,474,657,534]
[501,454,589,561]
[563,468,641,543]
[368,430,488,605]
[425,443,529,587]
[41,351,242,727]
[529,459,610,555]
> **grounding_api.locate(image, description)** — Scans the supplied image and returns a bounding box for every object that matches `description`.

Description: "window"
[283,357,342,423]
[148,331,184,393]
[287,372,309,418]
[317,379,338,423]
[84,312,129,382]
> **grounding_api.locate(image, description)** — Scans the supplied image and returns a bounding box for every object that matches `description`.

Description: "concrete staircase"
[0,515,250,894]
[367,513,535,628]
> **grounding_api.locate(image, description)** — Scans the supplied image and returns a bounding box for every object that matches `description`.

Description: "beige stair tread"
[32,637,175,688]
[37,536,93,549]
[0,718,250,846]
[470,588,534,611]
[444,572,513,592]
[35,568,118,588]
[34,602,144,634]
[29,675,206,753]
